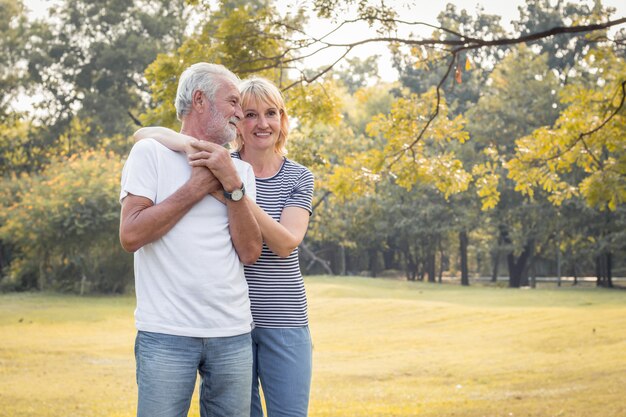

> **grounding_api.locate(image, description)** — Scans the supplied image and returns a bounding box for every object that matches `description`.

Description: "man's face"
[202,78,243,145]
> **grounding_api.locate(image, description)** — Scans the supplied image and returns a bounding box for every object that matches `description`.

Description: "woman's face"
[237,97,282,152]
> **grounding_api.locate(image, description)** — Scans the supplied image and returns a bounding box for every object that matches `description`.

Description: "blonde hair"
[234,77,289,155]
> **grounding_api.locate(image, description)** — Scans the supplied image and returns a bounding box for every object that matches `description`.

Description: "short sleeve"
[286,168,314,215]
[231,158,256,202]
[119,139,159,204]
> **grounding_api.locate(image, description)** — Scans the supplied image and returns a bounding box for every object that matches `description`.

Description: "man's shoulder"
[128,138,183,163]
[131,138,176,154]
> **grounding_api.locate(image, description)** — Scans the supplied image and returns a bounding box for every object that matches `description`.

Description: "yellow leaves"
[286,80,343,128]
[326,150,385,201]
[327,87,472,202]
[472,159,500,211]
[504,47,626,211]
[410,46,430,70]
[580,170,626,211]
[465,56,472,71]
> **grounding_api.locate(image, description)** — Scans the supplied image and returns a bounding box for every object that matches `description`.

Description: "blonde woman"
[135,77,314,417]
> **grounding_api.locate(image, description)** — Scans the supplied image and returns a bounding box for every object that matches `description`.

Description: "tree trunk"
[437,244,445,284]
[491,226,506,282]
[0,243,6,276]
[607,252,613,287]
[301,242,333,275]
[426,251,436,283]
[596,251,613,288]
[460,230,469,286]
[368,249,380,277]
[491,253,500,282]
[405,250,417,281]
[556,242,562,287]
[418,263,425,281]
[383,248,394,270]
[507,240,534,288]
[335,244,346,276]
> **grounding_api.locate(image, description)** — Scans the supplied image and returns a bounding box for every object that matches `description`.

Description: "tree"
[0,0,31,122]
[508,47,625,210]
[141,0,311,129]
[0,150,131,293]
[466,45,561,287]
[26,0,188,141]
[268,0,625,170]
[507,46,625,286]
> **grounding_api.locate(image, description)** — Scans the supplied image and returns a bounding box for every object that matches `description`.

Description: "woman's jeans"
[135,331,252,417]
[250,326,312,417]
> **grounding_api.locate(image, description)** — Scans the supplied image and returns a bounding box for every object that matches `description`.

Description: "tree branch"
[540,80,625,165]
[127,111,143,127]
[386,52,458,170]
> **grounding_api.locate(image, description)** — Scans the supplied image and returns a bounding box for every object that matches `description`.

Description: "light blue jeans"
[251,326,312,417]
[135,331,252,417]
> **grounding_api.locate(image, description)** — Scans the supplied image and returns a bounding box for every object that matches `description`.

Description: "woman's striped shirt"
[231,152,314,328]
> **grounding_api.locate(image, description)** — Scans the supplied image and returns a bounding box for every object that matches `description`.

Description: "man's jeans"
[251,326,312,417]
[135,331,252,417]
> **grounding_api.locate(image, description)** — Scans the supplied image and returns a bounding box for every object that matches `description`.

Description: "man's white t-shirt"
[120,139,256,337]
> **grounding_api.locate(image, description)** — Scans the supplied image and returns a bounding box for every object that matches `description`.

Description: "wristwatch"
[223,182,246,202]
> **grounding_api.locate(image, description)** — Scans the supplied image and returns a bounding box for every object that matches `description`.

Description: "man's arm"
[119,167,219,252]
[224,195,263,265]
[188,140,262,264]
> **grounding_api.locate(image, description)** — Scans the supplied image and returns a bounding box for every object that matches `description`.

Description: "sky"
[280,0,626,80]
[21,0,626,83]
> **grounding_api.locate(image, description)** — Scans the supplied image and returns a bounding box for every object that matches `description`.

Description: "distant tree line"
[0,0,624,293]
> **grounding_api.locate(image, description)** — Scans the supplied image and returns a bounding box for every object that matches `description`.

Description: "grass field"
[1,276,625,417]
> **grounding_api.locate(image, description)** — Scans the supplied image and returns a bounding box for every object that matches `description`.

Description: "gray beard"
[207,110,237,146]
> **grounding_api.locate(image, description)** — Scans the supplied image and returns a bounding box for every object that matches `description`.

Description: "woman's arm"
[134,127,195,154]
[247,198,310,258]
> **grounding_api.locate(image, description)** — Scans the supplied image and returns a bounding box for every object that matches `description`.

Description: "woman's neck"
[239,148,283,178]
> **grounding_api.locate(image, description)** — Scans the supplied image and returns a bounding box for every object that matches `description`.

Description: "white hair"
[174,63,240,120]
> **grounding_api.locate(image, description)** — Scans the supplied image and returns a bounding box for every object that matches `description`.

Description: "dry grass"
[1,276,625,417]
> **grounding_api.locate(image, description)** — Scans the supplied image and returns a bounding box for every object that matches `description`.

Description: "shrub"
[0,150,132,293]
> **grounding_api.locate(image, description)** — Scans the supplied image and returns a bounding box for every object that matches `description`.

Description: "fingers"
[189,166,222,195]
[189,159,208,167]
[190,140,220,152]
[188,151,212,161]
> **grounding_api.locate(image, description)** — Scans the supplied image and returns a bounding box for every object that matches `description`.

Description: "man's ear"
[192,90,205,113]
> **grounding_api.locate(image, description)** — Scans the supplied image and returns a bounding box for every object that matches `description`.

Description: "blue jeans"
[251,326,312,417]
[135,331,252,417]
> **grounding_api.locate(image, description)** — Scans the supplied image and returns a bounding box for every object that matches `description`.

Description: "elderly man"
[119,63,262,417]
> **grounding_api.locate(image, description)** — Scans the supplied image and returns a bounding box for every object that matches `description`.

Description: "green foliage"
[513,0,617,71]
[26,0,187,139]
[142,0,307,128]
[466,45,560,210]
[0,0,30,122]
[394,3,507,116]
[0,150,131,293]
[334,55,381,94]
[312,0,398,30]
[0,118,35,176]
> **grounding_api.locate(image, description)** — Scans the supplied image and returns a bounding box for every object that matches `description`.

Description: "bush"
[0,150,132,293]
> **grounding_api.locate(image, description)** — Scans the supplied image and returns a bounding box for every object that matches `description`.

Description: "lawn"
[1,276,625,417]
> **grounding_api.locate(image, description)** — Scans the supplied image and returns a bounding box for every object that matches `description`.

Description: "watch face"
[231,189,244,201]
